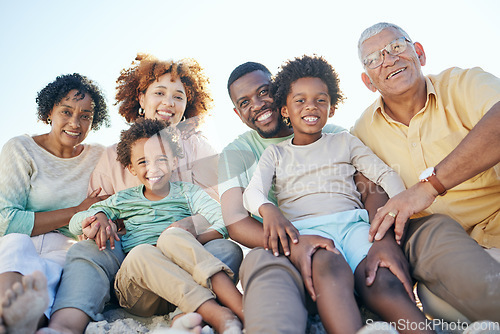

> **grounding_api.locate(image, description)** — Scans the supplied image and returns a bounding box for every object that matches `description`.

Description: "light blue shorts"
[293,209,372,273]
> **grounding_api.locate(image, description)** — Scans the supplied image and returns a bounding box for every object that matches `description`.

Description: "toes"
[31,271,47,291]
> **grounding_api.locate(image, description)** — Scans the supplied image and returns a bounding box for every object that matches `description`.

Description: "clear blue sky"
[1,0,499,151]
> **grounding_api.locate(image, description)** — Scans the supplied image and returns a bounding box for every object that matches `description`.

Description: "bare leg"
[355,261,435,334]
[313,249,362,334]
[37,308,90,334]
[196,300,242,334]
[210,272,244,322]
[0,271,48,334]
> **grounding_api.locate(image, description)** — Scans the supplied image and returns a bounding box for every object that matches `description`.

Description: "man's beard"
[255,114,284,138]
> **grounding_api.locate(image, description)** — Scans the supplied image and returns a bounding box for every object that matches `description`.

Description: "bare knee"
[360,268,408,304]
[312,249,352,283]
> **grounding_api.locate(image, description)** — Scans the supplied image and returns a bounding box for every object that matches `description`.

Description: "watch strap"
[423,173,447,196]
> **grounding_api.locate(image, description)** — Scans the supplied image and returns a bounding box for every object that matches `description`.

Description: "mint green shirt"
[69,181,227,253]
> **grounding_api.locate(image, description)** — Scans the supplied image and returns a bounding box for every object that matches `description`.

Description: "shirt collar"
[370,76,437,124]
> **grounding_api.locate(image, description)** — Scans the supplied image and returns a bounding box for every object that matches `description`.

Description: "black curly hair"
[271,55,344,113]
[227,62,271,95]
[116,118,184,168]
[36,73,110,131]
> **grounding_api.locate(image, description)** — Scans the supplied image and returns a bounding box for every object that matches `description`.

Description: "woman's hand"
[76,188,110,212]
[259,203,299,257]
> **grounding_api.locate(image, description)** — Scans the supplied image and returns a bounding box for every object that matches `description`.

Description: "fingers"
[369,210,384,242]
[107,221,115,250]
[388,263,415,302]
[278,230,290,256]
[88,187,102,198]
[300,258,316,301]
[364,258,380,286]
[263,228,270,252]
[374,214,395,241]
[322,239,340,255]
[394,215,409,243]
[287,226,300,245]
[269,229,280,257]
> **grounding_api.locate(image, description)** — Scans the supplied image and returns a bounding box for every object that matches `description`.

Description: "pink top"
[88,131,219,201]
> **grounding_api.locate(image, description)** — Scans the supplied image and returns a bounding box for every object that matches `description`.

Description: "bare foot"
[0,271,49,334]
[215,308,242,334]
[171,313,203,334]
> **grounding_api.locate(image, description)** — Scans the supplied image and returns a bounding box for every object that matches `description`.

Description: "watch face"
[419,167,435,180]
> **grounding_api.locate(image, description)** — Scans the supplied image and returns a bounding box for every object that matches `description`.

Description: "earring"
[47,117,51,125]
[283,117,291,128]
[180,116,186,122]
[138,108,145,116]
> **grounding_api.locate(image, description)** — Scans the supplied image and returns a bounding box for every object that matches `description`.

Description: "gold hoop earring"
[283,117,291,128]
[47,117,52,125]
[138,108,145,116]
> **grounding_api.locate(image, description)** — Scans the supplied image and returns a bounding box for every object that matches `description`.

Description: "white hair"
[357,22,413,63]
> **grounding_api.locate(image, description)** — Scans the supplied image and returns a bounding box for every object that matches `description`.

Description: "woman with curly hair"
[43,54,242,334]
[0,73,110,333]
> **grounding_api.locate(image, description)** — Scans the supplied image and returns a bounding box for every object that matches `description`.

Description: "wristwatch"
[419,167,447,196]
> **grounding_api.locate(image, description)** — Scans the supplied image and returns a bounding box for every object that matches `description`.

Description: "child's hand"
[92,212,120,251]
[168,217,197,238]
[259,203,299,257]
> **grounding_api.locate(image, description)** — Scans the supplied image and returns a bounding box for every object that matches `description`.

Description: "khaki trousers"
[114,227,232,316]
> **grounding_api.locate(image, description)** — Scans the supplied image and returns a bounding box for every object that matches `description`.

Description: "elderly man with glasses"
[352,22,500,323]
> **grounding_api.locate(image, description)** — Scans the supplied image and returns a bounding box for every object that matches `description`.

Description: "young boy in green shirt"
[70,119,243,333]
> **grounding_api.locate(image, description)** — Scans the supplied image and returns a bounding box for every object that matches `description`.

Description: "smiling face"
[48,89,94,149]
[127,136,178,200]
[230,70,291,138]
[139,73,187,125]
[360,27,426,99]
[281,77,334,145]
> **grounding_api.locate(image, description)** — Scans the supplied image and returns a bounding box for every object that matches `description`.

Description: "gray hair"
[358,22,413,63]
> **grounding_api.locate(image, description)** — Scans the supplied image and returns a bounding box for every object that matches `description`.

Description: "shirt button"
[412,143,417,148]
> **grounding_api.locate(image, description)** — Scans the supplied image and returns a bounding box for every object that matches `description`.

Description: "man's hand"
[288,234,339,301]
[369,182,437,244]
[259,204,299,257]
[364,231,414,301]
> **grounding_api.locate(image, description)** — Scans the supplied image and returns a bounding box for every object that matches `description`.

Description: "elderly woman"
[0,73,109,333]
[43,54,242,334]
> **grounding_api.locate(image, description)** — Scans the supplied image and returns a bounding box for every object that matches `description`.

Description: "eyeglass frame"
[362,36,412,69]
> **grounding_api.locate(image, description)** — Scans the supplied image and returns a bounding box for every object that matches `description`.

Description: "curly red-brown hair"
[115,53,213,124]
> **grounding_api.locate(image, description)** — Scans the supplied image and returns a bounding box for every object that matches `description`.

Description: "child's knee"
[312,249,351,279]
[365,268,408,301]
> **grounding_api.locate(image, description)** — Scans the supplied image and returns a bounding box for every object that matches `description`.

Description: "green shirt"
[69,181,227,253]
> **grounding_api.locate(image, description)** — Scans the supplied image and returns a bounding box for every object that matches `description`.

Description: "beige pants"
[114,227,233,316]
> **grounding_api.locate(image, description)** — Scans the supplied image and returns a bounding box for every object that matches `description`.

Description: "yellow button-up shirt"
[352,67,500,248]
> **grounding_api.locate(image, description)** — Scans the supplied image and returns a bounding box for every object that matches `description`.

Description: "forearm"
[354,172,389,222]
[32,206,81,236]
[226,217,265,249]
[197,229,223,245]
[436,101,500,190]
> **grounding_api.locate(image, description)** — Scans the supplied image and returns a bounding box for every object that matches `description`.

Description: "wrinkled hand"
[364,231,414,301]
[260,204,299,257]
[88,212,119,251]
[288,234,339,301]
[168,217,197,238]
[369,182,437,244]
[76,188,110,212]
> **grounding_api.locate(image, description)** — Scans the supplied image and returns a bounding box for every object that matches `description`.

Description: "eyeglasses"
[363,37,412,69]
